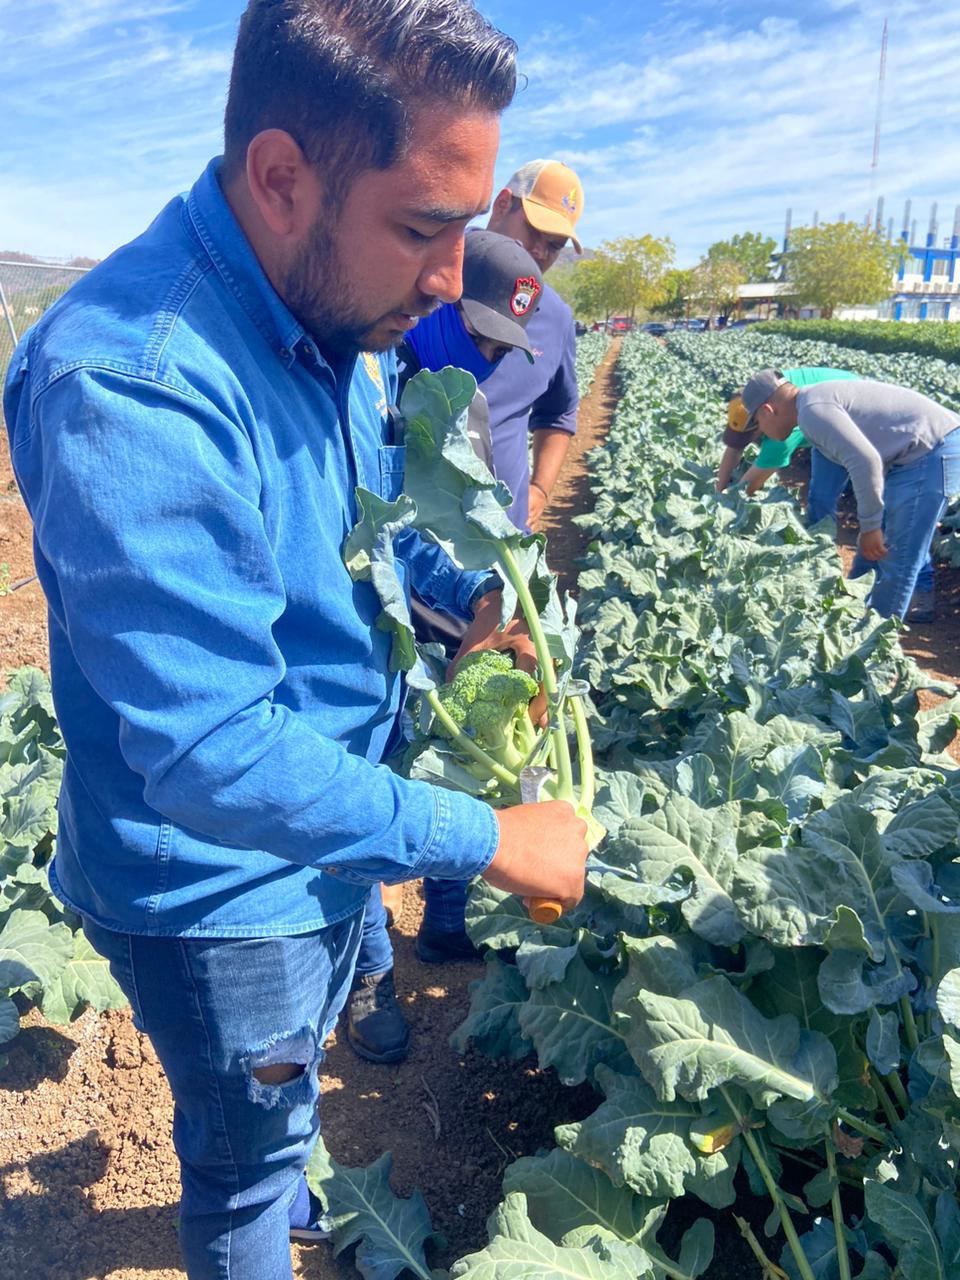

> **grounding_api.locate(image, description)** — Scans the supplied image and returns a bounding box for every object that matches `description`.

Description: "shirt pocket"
[378,444,407,502]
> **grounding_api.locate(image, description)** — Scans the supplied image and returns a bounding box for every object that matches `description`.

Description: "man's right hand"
[483,801,588,911]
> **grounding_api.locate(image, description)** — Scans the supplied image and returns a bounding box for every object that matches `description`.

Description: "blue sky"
[1,0,958,265]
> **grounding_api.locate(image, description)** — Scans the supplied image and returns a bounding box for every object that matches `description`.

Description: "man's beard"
[280,217,431,356]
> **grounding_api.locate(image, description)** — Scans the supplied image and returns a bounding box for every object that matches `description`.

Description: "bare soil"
[2,340,958,1279]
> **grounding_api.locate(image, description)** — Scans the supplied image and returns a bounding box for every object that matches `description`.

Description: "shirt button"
[279,346,292,361]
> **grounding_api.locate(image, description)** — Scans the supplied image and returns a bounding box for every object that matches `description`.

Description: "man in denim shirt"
[3,4,588,1278]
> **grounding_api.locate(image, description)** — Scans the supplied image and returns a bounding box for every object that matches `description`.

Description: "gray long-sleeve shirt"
[796,379,960,532]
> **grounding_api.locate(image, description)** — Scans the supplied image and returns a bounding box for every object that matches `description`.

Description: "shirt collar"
[185,157,307,371]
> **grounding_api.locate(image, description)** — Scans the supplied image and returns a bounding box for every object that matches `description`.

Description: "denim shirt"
[4,158,500,937]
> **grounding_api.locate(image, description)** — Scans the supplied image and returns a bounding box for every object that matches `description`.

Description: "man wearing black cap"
[740,367,960,620]
[346,232,545,1066]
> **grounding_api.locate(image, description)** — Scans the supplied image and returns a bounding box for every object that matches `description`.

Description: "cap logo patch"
[561,187,579,213]
[511,275,542,317]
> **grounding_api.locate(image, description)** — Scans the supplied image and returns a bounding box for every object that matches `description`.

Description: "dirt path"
[0,434,47,677]
[539,336,621,595]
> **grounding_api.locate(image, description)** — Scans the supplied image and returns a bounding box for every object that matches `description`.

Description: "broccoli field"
[5,330,960,1279]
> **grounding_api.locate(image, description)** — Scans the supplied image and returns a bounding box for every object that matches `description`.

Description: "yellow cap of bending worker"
[506,160,584,253]
[722,394,759,448]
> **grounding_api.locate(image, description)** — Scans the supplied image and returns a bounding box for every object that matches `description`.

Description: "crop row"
[0,669,126,1063]
[444,334,960,1279]
[574,329,611,397]
[756,319,960,366]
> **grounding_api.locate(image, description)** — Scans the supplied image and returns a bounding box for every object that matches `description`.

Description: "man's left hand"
[527,482,548,531]
[451,589,546,723]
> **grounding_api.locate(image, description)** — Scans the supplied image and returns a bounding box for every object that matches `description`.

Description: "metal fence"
[0,261,90,390]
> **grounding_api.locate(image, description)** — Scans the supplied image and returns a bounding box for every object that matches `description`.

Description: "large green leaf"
[751,948,875,1112]
[622,974,838,1114]
[864,1181,948,1280]
[342,488,418,673]
[450,954,532,1061]
[556,1065,739,1208]
[0,908,73,992]
[609,794,743,946]
[518,953,632,1084]
[450,1192,654,1279]
[305,1139,441,1280]
[502,1147,651,1244]
[40,932,128,1025]
[0,995,20,1044]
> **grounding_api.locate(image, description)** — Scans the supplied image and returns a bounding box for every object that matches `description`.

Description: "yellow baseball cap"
[506,159,584,253]
[722,394,760,448]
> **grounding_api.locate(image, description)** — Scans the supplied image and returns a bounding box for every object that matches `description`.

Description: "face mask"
[407,304,501,385]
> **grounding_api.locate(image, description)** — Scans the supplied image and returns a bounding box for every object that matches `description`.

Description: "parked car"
[640,321,671,337]
[607,316,635,333]
[675,318,707,331]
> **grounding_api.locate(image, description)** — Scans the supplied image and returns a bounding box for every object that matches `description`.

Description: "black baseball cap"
[460,231,543,364]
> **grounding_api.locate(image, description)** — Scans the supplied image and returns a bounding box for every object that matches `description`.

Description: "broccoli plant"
[343,366,602,847]
[428,651,540,782]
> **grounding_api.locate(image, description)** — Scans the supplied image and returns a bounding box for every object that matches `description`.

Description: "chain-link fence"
[0,262,90,390]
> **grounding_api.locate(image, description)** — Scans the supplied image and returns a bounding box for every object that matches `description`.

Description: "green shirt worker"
[717,366,858,498]
[740,368,960,620]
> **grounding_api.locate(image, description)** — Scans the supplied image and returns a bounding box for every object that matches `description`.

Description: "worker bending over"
[739,367,960,620]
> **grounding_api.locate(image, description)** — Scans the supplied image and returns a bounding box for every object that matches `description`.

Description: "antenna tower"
[870,19,888,197]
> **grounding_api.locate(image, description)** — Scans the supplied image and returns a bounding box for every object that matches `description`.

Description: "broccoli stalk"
[426,544,602,849]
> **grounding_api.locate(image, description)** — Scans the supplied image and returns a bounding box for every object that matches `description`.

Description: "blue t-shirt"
[481,282,579,528]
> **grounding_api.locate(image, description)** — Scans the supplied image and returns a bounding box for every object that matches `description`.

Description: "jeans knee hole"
[242,1026,319,1110]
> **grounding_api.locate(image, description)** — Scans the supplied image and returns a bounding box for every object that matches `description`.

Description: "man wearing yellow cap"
[483,159,584,530]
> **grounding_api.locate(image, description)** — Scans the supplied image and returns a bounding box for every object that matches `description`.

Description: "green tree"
[782,221,900,318]
[597,235,675,320]
[652,268,695,319]
[691,257,744,321]
[706,231,776,283]
[570,255,620,322]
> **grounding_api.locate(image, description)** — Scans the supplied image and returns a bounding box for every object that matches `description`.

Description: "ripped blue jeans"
[82,912,363,1280]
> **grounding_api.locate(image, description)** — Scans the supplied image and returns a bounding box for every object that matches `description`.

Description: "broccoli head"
[434,650,540,774]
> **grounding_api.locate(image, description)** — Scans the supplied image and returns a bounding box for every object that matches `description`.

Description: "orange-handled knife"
[519,765,565,924]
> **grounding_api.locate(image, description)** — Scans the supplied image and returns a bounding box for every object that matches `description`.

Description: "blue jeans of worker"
[422,878,469,931]
[356,883,395,978]
[848,429,960,618]
[82,911,363,1280]
[356,876,469,977]
[808,448,934,596]
[807,448,850,526]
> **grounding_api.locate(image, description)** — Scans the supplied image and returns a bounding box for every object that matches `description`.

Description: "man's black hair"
[223,0,517,195]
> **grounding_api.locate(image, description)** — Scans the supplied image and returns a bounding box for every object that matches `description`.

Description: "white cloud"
[499,2,960,264]
[0,0,957,263]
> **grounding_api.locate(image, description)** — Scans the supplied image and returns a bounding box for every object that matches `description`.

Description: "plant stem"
[497,545,574,799]
[884,1070,910,1113]
[870,1071,901,1130]
[732,1216,790,1280]
[569,693,596,812]
[900,994,921,1054]
[425,689,519,789]
[825,1143,853,1280]
[720,1088,815,1280]
[833,1107,889,1147]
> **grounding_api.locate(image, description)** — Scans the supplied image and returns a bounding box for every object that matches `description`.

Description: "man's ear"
[244,130,322,238]
[491,188,514,217]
